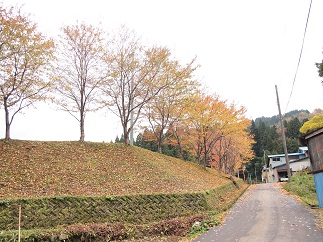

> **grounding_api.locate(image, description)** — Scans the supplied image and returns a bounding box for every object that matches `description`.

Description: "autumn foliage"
[0,3,255,176]
[0,3,256,241]
[0,5,55,140]
[300,113,323,134]
[142,92,255,173]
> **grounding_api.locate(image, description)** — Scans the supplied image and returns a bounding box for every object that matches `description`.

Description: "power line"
[284,0,313,114]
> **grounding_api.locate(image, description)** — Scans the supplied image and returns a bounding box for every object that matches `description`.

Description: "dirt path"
[193,183,323,242]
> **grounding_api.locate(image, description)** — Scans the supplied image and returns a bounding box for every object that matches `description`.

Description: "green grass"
[281,171,318,207]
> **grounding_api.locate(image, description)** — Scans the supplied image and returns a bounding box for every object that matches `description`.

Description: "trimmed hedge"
[0,180,246,240]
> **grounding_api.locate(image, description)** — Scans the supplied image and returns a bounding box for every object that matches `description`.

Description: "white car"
[279,177,289,182]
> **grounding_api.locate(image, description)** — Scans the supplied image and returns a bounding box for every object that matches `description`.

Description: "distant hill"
[254,109,315,127]
[0,140,231,200]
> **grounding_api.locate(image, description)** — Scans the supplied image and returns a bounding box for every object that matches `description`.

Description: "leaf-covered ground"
[0,140,231,199]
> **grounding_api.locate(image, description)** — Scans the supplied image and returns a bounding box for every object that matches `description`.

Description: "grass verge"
[281,171,318,207]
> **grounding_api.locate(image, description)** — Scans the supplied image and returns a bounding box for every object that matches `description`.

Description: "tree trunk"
[157,131,163,153]
[4,98,10,141]
[157,142,162,153]
[80,111,85,142]
[177,143,184,160]
[79,91,85,142]
[173,129,184,159]
[123,125,130,145]
[196,144,202,165]
[203,137,207,170]
[218,158,223,172]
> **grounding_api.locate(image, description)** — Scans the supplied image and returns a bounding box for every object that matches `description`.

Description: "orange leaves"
[165,91,255,171]
[141,129,157,142]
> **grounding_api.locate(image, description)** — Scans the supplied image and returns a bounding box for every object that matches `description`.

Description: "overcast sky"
[1,0,323,142]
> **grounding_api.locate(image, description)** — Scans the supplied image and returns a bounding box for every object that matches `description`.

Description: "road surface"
[193,183,323,242]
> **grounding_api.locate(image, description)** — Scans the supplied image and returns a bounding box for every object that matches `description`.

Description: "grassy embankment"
[0,140,248,241]
[281,171,318,207]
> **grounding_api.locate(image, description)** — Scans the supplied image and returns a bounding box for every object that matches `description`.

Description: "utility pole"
[263,150,266,183]
[275,85,291,179]
[18,205,21,242]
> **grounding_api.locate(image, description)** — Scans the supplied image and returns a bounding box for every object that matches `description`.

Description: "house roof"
[299,146,308,152]
[273,157,310,171]
[265,147,308,168]
[268,152,305,158]
[267,147,308,158]
[304,127,323,140]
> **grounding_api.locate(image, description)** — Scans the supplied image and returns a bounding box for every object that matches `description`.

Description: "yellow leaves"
[170,91,255,171]
[1,6,55,90]
[300,113,323,134]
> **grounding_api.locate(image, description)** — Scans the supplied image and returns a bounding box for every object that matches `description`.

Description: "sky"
[1,0,323,142]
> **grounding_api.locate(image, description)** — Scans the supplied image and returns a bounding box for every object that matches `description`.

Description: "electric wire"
[284,0,313,114]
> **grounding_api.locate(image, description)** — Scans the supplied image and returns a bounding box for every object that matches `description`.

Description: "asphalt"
[193,183,323,242]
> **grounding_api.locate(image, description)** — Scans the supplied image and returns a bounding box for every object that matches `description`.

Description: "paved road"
[193,183,323,242]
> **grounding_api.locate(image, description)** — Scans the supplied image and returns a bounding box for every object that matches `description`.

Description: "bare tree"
[101,26,172,145]
[53,23,104,142]
[0,5,55,140]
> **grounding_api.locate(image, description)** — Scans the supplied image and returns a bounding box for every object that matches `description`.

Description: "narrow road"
[193,183,323,242]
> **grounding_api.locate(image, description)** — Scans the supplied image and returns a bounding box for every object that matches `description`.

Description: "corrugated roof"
[273,157,310,169]
[268,153,304,158]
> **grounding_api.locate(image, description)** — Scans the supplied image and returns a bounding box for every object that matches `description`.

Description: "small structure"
[301,128,323,208]
[271,157,310,182]
[262,147,309,183]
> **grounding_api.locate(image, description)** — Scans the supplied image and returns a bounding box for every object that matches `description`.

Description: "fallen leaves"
[0,140,232,199]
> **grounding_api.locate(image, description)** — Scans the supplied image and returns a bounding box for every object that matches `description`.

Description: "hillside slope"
[254,109,311,127]
[0,140,231,199]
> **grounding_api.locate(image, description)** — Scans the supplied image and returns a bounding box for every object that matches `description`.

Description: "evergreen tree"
[120,134,125,143]
[286,117,302,139]
[115,134,125,143]
[245,156,263,182]
[115,135,120,143]
[268,125,281,154]
[250,120,261,157]
[286,139,298,153]
[257,120,267,153]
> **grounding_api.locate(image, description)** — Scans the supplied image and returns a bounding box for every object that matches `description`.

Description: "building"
[300,127,323,208]
[262,147,310,183]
